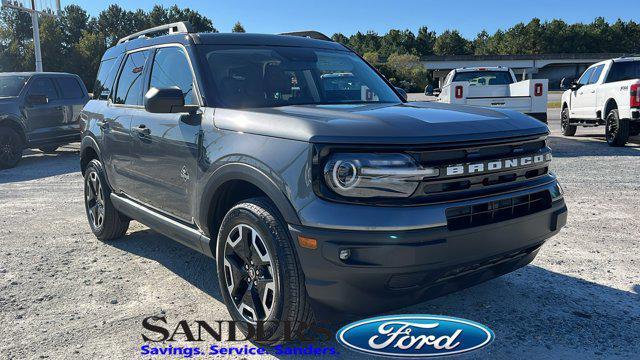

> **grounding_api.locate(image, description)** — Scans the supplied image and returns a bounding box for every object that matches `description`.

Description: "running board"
[110,194,213,258]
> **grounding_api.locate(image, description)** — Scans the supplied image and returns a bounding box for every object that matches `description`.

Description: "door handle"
[590,90,596,94]
[134,124,151,136]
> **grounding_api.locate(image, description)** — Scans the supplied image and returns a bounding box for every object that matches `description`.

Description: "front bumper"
[290,184,567,314]
[526,112,548,123]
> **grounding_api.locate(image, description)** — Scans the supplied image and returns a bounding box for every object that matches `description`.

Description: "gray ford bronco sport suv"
[80,22,567,342]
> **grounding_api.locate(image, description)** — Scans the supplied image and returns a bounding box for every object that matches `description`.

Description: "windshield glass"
[0,76,29,97]
[452,71,513,86]
[199,45,401,108]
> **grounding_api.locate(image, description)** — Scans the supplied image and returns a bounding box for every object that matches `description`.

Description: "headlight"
[323,153,439,198]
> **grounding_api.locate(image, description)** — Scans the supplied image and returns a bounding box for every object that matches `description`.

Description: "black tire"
[84,159,130,241]
[0,126,24,169]
[605,109,629,147]
[561,107,577,136]
[216,197,314,345]
[39,145,59,153]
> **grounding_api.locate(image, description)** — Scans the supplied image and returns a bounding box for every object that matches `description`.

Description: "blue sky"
[70,0,638,38]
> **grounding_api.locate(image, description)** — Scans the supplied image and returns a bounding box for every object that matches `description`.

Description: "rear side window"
[452,71,513,85]
[28,78,59,100]
[606,61,640,83]
[93,57,118,100]
[149,47,197,105]
[113,50,149,105]
[588,65,604,84]
[56,77,84,99]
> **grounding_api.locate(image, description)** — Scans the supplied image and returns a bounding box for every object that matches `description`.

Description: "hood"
[213,102,549,145]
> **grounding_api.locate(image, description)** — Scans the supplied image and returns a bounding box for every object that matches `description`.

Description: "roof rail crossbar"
[117,21,195,45]
[279,31,333,42]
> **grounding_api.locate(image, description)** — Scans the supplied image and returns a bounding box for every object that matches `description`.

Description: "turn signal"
[298,236,317,250]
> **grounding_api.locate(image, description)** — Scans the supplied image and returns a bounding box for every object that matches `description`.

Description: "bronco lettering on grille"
[445,152,552,177]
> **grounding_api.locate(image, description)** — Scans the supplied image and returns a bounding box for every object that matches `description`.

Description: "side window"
[93,57,117,100]
[578,67,595,85]
[56,77,84,99]
[149,47,197,105]
[28,78,59,100]
[588,65,604,85]
[113,50,149,106]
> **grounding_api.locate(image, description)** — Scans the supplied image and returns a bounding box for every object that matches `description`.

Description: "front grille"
[446,190,552,230]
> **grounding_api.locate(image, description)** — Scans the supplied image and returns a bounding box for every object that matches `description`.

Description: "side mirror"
[433,88,441,96]
[570,79,582,91]
[144,87,198,114]
[27,94,48,105]
[395,87,408,101]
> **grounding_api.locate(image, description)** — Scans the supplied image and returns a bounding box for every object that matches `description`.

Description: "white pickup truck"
[560,57,640,146]
[428,67,548,122]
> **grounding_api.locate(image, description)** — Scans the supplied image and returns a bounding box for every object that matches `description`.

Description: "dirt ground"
[1,109,639,359]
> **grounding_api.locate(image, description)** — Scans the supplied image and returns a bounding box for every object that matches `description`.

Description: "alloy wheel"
[85,171,105,230]
[606,115,618,142]
[561,109,569,131]
[0,132,21,165]
[223,224,276,323]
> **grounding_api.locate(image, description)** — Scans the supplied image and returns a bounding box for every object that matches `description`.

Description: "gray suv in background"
[0,72,88,168]
[80,22,567,343]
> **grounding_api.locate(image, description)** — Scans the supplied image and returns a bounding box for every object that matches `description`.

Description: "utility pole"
[1,0,61,72]
[31,1,42,72]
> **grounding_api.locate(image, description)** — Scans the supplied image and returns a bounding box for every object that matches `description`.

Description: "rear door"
[128,45,201,221]
[22,77,65,143]
[54,76,87,139]
[105,49,150,195]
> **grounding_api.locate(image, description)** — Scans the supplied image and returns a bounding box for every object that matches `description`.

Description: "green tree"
[232,21,245,33]
[434,30,472,55]
[416,26,436,57]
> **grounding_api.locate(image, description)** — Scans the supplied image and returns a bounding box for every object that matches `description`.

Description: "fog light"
[339,249,351,261]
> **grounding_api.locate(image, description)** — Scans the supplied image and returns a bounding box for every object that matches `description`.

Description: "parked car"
[429,67,549,122]
[561,57,640,146]
[80,23,567,343]
[0,72,89,169]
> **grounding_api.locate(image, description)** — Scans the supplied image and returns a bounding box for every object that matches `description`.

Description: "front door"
[128,46,201,222]
[570,67,595,119]
[22,77,65,143]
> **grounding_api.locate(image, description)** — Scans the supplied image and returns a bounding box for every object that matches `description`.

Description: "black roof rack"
[117,21,195,45]
[279,31,333,42]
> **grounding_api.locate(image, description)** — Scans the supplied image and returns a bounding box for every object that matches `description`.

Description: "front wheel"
[605,109,629,147]
[0,126,24,169]
[84,159,130,240]
[561,107,577,136]
[216,197,314,345]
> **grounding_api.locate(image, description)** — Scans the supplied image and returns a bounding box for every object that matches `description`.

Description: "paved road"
[0,111,638,359]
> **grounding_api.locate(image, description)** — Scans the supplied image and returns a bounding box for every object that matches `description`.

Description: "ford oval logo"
[336,314,494,357]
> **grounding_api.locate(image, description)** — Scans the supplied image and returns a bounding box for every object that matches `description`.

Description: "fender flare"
[197,163,301,237]
[80,135,102,162]
[0,115,28,145]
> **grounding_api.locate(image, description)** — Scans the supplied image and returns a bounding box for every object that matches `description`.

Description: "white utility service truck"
[428,67,548,122]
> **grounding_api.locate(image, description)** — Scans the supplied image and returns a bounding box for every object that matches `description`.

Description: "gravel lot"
[1,108,639,359]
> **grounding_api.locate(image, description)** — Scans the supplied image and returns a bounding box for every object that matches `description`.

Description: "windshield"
[0,76,29,97]
[452,71,513,86]
[198,45,401,108]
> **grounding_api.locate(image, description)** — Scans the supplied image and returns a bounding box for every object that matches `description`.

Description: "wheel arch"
[0,116,27,146]
[603,98,618,117]
[80,136,102,175]
[198,163,301,247]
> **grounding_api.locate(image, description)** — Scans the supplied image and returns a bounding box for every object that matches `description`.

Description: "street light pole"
[30,7,43,72]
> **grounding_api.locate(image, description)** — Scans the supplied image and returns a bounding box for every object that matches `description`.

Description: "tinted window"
[150,47,196,105]
[578,67,595,85]
[94,57,118,100]
[588,65,604,84]
[114,50,149,105]
[28,78,58,100]
[200,46,400,109]
[0,76,28,97]
[452,71,513,85]
[606,61,640,83]
[56,77,84,99]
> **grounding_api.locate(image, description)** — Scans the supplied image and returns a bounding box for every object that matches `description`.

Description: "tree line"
[1,3,639,93]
